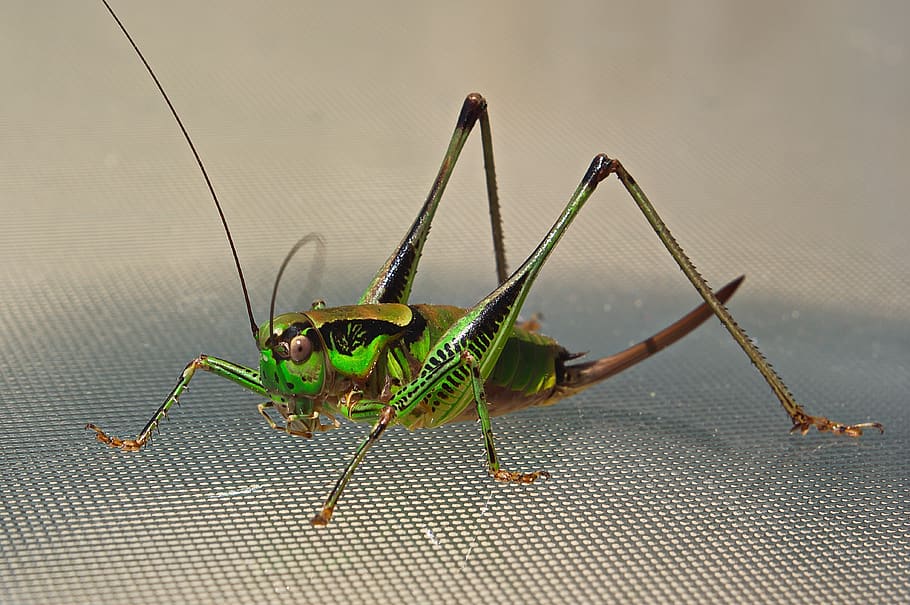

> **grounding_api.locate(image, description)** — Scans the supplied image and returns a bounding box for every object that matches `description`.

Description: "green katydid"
[87,0,883,526]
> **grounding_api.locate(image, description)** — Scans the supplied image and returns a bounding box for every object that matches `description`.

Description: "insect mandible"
[87,1,883,526]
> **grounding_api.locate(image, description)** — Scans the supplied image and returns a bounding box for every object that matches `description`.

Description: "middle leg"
[463,351,549,483]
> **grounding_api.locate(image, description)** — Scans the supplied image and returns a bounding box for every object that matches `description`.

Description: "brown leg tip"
[491,469,550,484]
[310,508,333,527]
[789,422,812,436]
[85,423,144,451]
[790,415,884,438]
[838,422,885,437]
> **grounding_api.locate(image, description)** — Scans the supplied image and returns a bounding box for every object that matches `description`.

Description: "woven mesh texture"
[2,2,907,603]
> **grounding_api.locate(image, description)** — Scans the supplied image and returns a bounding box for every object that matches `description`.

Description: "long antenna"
[101,0,258,337]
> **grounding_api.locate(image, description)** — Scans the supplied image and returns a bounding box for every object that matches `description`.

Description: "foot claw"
[491,469,550,484]
[790,415,884,438]
[310,507,334,527]
[85,423,144,452]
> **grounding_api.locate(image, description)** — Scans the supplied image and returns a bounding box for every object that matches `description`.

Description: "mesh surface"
[1,2,908,603]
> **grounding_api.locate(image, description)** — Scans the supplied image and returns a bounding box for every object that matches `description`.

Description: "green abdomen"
[487,329,562,396]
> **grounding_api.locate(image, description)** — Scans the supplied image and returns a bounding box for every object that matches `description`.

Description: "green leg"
[603,157,882,436]
[345,400,389,423]
[359,93,508,305]
[311,406,396,526]
[86,355,266,451]
[464,351,549,483]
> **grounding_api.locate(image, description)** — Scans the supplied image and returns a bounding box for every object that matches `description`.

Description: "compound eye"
[289,334,312,363]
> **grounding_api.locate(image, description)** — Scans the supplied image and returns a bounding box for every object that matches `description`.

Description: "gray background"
[1,1,907,603]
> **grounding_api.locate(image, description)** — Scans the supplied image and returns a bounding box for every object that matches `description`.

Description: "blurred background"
[1,1,907,603]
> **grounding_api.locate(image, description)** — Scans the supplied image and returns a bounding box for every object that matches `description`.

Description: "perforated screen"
[1,2,907,603]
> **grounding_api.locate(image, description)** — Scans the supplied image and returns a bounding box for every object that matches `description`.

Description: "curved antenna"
[269,234,326,339]
[101,0,258,337]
